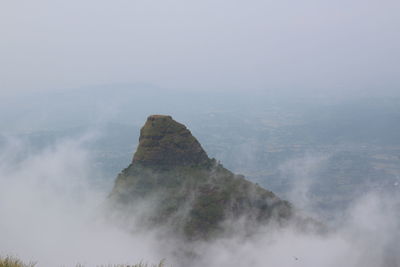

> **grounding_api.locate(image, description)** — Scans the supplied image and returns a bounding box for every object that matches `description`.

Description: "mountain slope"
[110,115,292,240]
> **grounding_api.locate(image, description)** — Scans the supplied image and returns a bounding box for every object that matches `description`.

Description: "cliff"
[110,115,292,240]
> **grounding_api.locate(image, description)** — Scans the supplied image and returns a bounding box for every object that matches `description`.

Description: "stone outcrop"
[110,115,293,240]
[132,115,210,167]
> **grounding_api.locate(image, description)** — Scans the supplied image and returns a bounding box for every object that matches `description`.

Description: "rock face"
[132,115,210,167]
[110,115,292,240]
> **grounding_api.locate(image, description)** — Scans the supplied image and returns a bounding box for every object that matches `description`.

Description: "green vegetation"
[0,256,35,267]
[112,160,292,234]
[96,260,166,267]
[0,256,166,267]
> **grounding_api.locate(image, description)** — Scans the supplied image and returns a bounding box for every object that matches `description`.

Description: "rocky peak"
[132,115,210,167]
[110,115,297,240]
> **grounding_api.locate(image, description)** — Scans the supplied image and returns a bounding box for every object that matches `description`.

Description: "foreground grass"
[96,260,166,267]
[0,256,36,267]
[0,257,165,267]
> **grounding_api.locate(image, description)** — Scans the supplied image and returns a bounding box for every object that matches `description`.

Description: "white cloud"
[0,136,399,267]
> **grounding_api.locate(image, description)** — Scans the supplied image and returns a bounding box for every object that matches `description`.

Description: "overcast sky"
[1,0,399,97]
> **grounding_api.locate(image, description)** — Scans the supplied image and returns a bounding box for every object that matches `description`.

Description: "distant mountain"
[109,115,293,240]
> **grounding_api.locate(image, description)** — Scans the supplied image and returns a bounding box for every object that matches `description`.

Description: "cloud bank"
[0,135,399,267]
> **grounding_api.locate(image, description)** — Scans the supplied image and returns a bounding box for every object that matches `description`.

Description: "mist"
[0,133,399,267]
[1,0,400,266]
[1,0,400,98]
[0,136,162,266]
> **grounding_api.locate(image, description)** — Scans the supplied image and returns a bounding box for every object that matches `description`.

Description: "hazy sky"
[1,0,399,96]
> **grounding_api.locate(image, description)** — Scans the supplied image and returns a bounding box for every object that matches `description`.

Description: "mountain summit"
[110,115,293,240]
[132,115,210,167]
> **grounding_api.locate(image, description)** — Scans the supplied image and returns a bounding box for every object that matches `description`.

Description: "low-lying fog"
[2,0,400,265]
[1,134,399,267]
